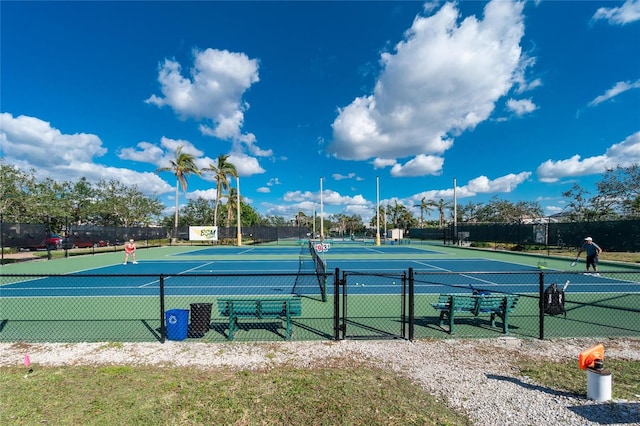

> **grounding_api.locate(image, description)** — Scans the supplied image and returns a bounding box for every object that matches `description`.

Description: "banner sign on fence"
[189,226,218,241]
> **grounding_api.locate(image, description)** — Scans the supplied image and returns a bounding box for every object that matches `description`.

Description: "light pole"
[376,176,380,246]
[320,177,324,241]
[236,176,242,246]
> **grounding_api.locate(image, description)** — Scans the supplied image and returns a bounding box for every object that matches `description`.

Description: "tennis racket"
[563,279,570,291]
[570,256,579,267]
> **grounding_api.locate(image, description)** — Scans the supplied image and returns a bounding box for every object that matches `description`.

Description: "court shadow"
[414,316,520,334]
[289,320,334,340]
[210,321,289,340]
[0,319,7,332]
[343,319,403,339]
[142,320,163,342]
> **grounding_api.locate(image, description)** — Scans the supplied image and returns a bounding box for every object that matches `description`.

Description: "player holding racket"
[123,239,138,264]
[577,237,602,276]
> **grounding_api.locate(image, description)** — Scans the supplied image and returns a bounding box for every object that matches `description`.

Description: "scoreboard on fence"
[315,243,330,253]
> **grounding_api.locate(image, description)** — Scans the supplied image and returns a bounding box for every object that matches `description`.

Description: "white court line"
[139,261,216,288]
[411,260,499,287]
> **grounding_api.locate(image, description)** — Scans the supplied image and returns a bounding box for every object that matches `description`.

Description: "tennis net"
[308,240,328,302]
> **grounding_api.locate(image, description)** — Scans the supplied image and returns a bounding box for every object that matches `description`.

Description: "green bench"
[217,297,302,340]
[431,293,519,335]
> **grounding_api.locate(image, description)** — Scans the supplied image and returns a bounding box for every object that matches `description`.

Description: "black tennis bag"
[543,283,566,317]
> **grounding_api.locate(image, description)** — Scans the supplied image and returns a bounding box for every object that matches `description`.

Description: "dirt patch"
[1,252,40,262]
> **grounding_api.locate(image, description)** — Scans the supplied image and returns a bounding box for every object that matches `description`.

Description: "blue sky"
[1,0,639,224]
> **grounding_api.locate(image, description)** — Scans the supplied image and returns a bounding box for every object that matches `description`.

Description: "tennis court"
[1,241,638,342]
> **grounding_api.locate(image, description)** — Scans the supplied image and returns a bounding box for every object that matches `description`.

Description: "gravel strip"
[2,337,639,425]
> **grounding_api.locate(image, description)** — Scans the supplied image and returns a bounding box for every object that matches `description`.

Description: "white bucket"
[586,368,612,401]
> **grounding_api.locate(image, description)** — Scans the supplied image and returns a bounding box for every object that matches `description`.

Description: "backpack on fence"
[543,283,566,317]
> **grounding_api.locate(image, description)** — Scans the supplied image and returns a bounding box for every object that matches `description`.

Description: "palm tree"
[156,145,201,240]
[203,154,238,226]
[226,187,238,227]
[295,211,307,227]
[436,198,453,228]
[414,197,437,228]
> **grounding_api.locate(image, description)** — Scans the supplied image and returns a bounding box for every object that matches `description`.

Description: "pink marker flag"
[24,354,31,367]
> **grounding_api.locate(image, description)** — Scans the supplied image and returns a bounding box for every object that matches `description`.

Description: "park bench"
[217,297,302,340]
[431,293,519,335]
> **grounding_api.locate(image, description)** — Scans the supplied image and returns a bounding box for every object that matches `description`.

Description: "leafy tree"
[175,197,213,226]
[0,162,33,221]
[202,154,238,227]
[68,177,97,225]
[92,180,162,227]
[458,201,483,222]
[472,196,543,223]
[156,145,201,238]
[238,201,260,226]
[23,177,72,229]
[561,184,600,222]
[594,164,640,219]
[259,215,288,226]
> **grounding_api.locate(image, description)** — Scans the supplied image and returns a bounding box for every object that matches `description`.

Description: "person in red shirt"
[123,239,138,264]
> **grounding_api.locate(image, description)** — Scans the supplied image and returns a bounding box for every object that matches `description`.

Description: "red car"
[21,233,62,250]
[61,237,109,249]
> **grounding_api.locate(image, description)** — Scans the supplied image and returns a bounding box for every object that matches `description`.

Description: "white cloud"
[0,113,172,195]
[328,0,530,177]
[333,172,356,180]
[408,172,531,206]
[121,136,265,179]
[119,141,165,164]
[390,154,444,177]
[592,0,640,25]
[188,188,218,201]
[372,158,398,169]
[283,189,370,207]
[588,79,640,107]
[120,136,204,169]
[227,153,265,177]
[1,113,106,165]
[257,187,270,193]
[536,132,640,183]
[146,48,271,157]
[506,98,537,116]
[466,172,531,193]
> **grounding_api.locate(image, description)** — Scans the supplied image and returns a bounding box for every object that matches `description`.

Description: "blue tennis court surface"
[2,257,637,297]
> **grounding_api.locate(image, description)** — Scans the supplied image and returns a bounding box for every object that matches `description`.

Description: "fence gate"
[336,269,408,340]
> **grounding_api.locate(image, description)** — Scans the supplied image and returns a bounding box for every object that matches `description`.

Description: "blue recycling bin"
[165,309,189,341]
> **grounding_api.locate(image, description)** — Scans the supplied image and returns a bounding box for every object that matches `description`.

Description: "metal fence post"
[333,268,340,340]
[160,274,166,343]
[539,271,545,340]
[408,267,414,341]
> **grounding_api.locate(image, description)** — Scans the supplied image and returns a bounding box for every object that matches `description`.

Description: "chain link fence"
[2,269,638,343]
[410,219,640,252]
